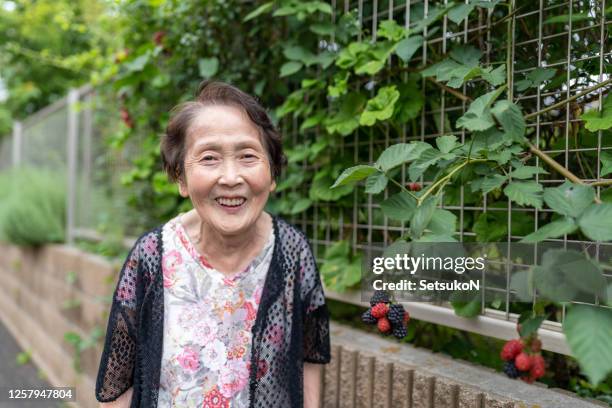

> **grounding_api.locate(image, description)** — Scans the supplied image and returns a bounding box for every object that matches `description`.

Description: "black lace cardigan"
[95,215,331,407]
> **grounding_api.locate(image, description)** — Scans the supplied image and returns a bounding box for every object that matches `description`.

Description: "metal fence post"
[66,89,79,245]
[11,121,22,167]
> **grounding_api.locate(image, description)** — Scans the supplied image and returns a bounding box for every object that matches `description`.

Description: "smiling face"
[179,104,276,236]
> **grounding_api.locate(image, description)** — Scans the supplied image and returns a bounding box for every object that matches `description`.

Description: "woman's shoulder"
[273,214,311,250]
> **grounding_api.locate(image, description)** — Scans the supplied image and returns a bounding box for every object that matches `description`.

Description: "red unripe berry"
[153,30,166,46]
[377,317,392,333]
[530,354,546,379]
[520,374,535,384]
[500,339,523,361]
[403,310,410,325]
[371,303,389,319]
[530,338,542,353]
[407,182,422,191]
[514,352,533,371]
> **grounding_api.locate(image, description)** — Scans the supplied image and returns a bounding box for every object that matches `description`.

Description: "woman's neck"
[180,209,272,272]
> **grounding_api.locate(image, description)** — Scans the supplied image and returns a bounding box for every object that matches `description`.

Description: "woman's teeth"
[216,197,246,207]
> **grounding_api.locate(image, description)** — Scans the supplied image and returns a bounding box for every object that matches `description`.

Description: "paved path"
[0,321,68,408]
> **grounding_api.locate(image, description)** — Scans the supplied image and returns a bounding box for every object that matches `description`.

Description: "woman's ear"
[178,176,189,198]
[269,179,277,193]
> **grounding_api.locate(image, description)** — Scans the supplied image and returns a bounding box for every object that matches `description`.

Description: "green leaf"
[516,67,556,91]
[395,35,423,62]
[198,57,219,79]
[243,2,274,21]
[543,182,595,218]
[518,315,546,338]
[355,60,385,75]
[125,54,149,72]
[325,92,366,136]
[519,218,578,243]
[359,86,400,126]
[408,148,447,182]
[450,291,481,318]
[375,142,431,172]
[379,192,417,222]
[364,172,388,194]
[509,165,548,179]
[377,20,406,41]
[279,61,303,77]
[504,181,543,208]
[510,270,533,302]
[394,80,424,123]
[411,197,437,239]
[447,3,476,23]
[436,135,458,154]
[601,151,612,177]
[456,87,505,131]
[578,203,612,241]
[331,165,377,188]
[477,174,507,194]
[491,100,526,142]
[480,64,506,87]
[283,45,316,65]
[581,93,612,132]
[544,13,592,24]
[428,209,457,234]
[310,22,335,36]
[563,305,612,385]
[290,198,312,214]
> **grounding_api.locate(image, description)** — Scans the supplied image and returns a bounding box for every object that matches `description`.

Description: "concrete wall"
[0,242,607,408]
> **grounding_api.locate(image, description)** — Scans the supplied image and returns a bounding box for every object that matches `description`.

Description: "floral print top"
[157,214,275,408]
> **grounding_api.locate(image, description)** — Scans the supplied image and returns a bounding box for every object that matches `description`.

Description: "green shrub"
[0,167,66,246]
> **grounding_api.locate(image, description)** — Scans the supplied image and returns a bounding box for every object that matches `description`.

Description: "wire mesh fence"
[0,0,609,354]
[280,0,611,354]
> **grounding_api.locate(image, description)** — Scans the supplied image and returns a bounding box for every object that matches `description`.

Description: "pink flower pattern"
[157,214,274,407]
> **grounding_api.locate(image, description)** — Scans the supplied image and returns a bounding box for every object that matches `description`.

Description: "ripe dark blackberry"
[392,323,408,339]
[387,304,405,325]
[503,361,521,379]
[370,290,390,306]
[361,309,377,325]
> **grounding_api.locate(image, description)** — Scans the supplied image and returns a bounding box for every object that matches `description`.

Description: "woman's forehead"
[186,105,263,150]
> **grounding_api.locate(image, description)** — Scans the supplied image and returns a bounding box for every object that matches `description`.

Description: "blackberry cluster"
[500,325,547,383]
[369,290,390,306]
[503,361,521,379]
[361,290,410,339]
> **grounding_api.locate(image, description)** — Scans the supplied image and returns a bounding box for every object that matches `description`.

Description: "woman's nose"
[218,159,244,185]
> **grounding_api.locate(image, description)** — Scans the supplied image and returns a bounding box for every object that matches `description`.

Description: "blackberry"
[370,290,390,306]
[361,309,377,325]
[503,361,521,379]
[387,304,405,325]
[392,323,408,339]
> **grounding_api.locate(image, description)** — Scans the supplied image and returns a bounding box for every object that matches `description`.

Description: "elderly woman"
[95,80,331,408]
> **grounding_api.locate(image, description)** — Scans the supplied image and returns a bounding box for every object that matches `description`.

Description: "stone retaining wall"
[0,242,606,408]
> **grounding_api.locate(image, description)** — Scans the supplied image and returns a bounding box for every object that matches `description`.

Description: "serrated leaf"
[519,218,578,243]
[478,174,508,194]
[581,93,612,132]
[436,135,458,154]
[504,181,543,208]
[364,172,388,194]
[331,165,377,188]
[563,305,612,385]
[355,60,385,75]
[377,19,406,41]
[543,182,595,218]
[395,35,423,62]
[578,203,612,241]
[411,197,437,239]
[456,87,505,131]
[481,64,506,86]
[379,191,417,222]
[491,100,526,142]
[509,165,548,179]
[375,142,431,172]
[428,209,457,234]
[279,61,303,77]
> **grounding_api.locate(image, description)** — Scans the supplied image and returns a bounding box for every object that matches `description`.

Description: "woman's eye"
[201,155,215,161]
[243,154,256,159]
